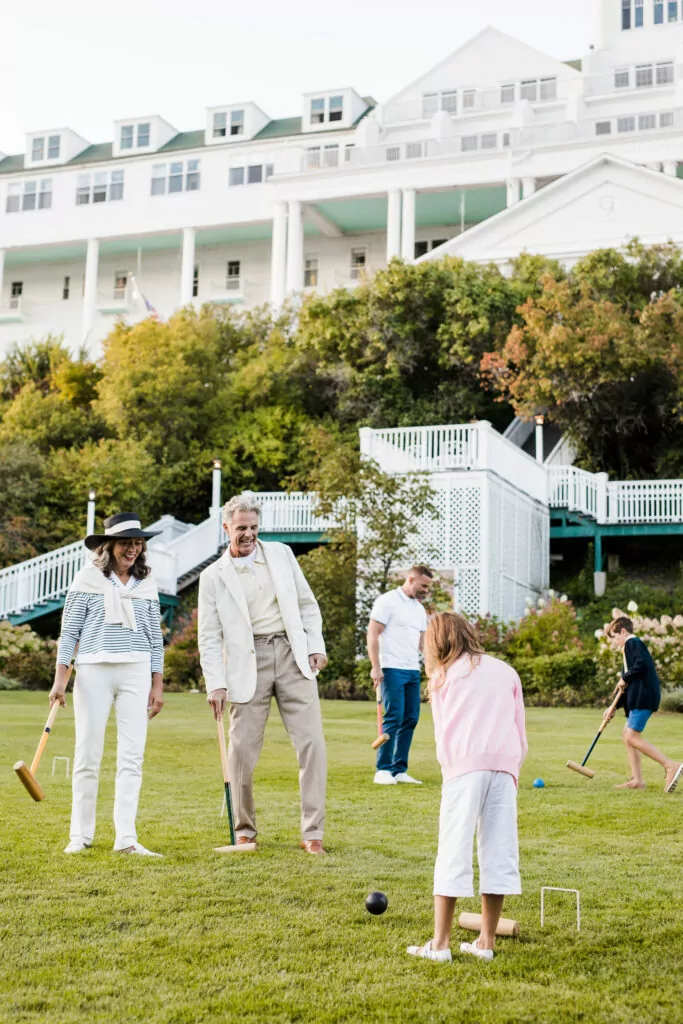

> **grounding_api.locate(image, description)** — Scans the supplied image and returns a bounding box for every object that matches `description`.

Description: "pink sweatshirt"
[430,653,528,785]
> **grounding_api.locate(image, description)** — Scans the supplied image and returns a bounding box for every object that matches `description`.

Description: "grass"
[1,694,682,1024]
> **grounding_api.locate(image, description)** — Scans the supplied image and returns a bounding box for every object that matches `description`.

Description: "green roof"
[158,130,206,153]
[0,100,375,175]
[564,59,582,71]
[0,154,25,174]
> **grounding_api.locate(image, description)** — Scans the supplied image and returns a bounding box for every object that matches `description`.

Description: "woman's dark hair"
[92,539,151,579]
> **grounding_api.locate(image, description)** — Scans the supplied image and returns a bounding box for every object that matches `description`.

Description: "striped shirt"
[57,575,164,675]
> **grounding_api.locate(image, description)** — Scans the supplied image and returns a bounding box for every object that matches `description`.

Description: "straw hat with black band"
[84,512,161,551]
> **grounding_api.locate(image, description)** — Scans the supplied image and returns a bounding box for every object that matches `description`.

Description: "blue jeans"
[376,668,422,775]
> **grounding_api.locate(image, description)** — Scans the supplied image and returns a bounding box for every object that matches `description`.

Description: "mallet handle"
[581,687,624,766]
[30,701,60,775]
[216,715,230,784]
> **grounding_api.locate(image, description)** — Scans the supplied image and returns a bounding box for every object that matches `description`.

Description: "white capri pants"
[70,661,151,850]
[433,770,521,898]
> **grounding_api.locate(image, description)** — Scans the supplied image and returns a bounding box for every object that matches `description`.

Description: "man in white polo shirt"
[367,566,433,785]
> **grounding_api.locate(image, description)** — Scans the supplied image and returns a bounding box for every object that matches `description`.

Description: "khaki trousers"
[227,634,327,841]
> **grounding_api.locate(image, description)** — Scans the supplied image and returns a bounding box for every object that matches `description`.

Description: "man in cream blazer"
[198,491,328,854]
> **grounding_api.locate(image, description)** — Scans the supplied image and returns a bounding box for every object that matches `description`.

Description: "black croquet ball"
[365,891,388,916]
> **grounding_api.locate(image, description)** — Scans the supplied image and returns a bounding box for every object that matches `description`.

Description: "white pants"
[433,770,521,898]
[70,661,151,850]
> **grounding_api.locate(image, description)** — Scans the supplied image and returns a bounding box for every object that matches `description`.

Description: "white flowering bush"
[594,607,683,695]
[0,621,56,690]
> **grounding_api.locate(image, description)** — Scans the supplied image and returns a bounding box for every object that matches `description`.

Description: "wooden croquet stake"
[371,682,390,750]
[458,912,519,938]
[214,715,256,854]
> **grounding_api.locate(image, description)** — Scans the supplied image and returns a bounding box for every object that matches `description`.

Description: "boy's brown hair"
[606,616,634,637]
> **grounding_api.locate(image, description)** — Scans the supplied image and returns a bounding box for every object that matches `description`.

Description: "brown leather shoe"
[237,836,257,848]
[300,839,326,855]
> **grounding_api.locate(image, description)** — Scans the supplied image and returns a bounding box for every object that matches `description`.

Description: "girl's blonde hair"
[425,612,485,690]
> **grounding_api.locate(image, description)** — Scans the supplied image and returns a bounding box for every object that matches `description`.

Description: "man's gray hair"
[222,490,262,524]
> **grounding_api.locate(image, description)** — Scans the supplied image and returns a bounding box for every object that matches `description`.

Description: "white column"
[270,201,288,306]
[506,179,521,207]
[663,160,678,177]
[286,200,304,293]
[0,249,5,308]
[180,227,196,306]
[386,189,402,261]
[81,238,100,348]
[522,176,536,199]
[400,188,416,261]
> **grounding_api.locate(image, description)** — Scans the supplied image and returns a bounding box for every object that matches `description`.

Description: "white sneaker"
[117,843,163,857]
[394,773,423,785]
[374,770,397,785]
[64,841,91,854]
[407,939,452,963]
[460,941,494,961]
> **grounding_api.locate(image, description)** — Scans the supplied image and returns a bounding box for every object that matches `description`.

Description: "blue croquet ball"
[533,778,545,788]
[365,891,388,915]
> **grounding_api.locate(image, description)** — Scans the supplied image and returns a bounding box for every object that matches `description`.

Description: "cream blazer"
[197,541,326,703]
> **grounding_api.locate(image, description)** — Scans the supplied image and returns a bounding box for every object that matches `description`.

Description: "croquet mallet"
[14,701,61,802]
[371,682,390,750]
[566,683,625,779]
[214,714,256,853]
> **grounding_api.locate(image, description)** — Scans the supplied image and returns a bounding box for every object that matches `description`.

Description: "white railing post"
[596,472,609,524]
[211,459,222,516]
[359,428,373,460]
[476,420,492,470]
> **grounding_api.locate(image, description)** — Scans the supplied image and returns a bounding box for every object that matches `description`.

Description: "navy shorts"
[627,709,653,732]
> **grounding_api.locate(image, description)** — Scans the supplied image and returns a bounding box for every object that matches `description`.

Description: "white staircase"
[0,493,334,622]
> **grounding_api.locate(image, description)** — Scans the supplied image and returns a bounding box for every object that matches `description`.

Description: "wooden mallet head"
[371,733,390,750]
[566,760,595,779]
[14,761,46,801]
[214,842,258,854]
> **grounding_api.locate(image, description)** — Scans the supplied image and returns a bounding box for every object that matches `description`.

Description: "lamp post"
[86,489,96,537]
[534,414,545,464]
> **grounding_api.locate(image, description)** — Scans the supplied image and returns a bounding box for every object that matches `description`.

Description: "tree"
[0,441,46,566]
[481,244,683,478]
[295,257,515,430]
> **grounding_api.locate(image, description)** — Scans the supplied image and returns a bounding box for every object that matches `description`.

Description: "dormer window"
[329,96,343,122]
[213,109,245,138]
[311,98,325,125]
[120,123,150,150]
[309,95,344,125]
[31,135,60,161]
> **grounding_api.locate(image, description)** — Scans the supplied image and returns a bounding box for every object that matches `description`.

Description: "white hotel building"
[4,0,683,355]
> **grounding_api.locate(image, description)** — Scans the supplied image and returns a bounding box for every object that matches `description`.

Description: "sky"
[1,0,597,155]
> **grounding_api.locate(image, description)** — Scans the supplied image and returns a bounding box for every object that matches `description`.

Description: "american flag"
[130,275,161,321]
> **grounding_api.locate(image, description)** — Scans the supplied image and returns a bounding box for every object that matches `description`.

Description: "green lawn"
[1,694,682,1024]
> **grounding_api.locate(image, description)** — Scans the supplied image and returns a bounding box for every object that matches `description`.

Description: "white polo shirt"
[370,587,428,670]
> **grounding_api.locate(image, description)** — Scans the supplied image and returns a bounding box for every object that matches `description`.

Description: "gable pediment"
[389,27,579,103]
[425,157,683,263]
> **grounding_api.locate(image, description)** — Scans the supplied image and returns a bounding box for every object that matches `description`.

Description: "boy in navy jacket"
[604,616,681,793]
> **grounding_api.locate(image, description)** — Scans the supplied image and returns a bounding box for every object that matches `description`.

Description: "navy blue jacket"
[616,636,661,715]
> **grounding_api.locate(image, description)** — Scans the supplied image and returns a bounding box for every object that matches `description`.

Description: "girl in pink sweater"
[407,612,527,964]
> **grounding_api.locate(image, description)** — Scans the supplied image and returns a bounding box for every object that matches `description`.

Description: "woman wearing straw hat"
[49,512,165,856]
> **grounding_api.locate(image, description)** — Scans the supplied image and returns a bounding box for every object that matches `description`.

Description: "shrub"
[660,688,683,713]
[164,610,204,692]
[506,595,582,660]
[514,652,599,706]
[0,673,22,690]
[0,621,56,690]
[594,607,683,694]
